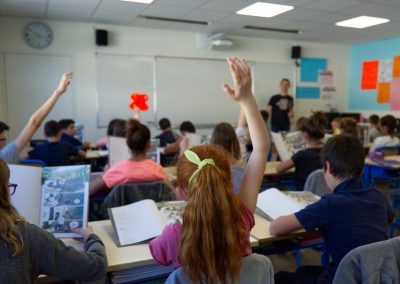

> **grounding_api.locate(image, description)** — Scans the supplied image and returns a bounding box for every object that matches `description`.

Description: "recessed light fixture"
[335,16,389,29]
[120,0,154,4]
[236,2,294,18]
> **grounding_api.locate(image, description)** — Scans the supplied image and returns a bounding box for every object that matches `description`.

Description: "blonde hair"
[0,159,25,256]
[177,146,245,284]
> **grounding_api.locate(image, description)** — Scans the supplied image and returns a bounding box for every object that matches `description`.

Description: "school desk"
[364,155,400,187]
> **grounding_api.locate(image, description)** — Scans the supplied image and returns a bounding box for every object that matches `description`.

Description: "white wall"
[0,16,350,141]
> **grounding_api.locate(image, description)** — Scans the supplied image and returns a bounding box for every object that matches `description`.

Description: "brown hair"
[125,119,150,155]
[177,146,245,284]
[300,112,326,140]
[210,123,241,160]
[340,117,358,137]
[295,117,307,131]
[0,159,25,256]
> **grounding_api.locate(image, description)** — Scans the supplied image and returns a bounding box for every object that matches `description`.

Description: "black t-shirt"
[268,94,294,132]
[292,147,322,191]
[28,141,78,166]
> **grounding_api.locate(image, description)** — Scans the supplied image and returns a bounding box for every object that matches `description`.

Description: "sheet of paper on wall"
[300,58,327,82]
[390,78,400,111]
[377,82,391,104]
[361,60,379,90]
[321,86,336,100]
[318,70,333,85]
[271,131,305,161]
[393,56,400,78]
[379,59,393,83]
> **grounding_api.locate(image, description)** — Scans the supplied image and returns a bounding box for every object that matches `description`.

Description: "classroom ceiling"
[1,0,400,44]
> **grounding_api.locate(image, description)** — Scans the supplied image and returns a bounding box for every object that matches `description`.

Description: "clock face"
[23,22,53,49]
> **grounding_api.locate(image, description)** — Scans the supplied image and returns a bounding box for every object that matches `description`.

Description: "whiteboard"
[156,57,240,125]
[5,53,73,140]
[96,53,155,127]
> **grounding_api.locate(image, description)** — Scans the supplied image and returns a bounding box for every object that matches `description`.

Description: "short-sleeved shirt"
[61,133,83,147]
[291,147,322,191]
[28,141,78,166]
[295,176,393,281]
[156,130,179,166]
[369,135,400,153]
[149,202,255,267]
[0,142,19,164]
[102,159,166,189]
[268,94,293,132]
[368,127,381,143]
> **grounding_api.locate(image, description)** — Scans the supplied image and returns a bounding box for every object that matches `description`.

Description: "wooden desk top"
[85,150,109,159]
[364,155,400,168]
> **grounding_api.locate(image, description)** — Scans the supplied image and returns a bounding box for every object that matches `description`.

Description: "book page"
[39,165,90,238]
[271,132,306,161]
[271,132,291,161]
[158,201,185,224]
[257,188,305,220]
[9,165,43,226]
[109,136,130,166]
[109,199,166,246]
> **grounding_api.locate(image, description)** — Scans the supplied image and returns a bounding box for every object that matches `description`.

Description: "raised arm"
[14,72,72,151]
[223,57,270,212]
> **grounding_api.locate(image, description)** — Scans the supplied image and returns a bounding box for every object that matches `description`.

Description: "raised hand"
[56,72,73,94]
[223,57,252,103]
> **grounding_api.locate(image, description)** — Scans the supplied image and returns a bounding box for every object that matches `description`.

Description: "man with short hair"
[267,78,294,132]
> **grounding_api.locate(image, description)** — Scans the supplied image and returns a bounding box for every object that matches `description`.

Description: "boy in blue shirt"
[59,119,91,150]
[155,117,178,166]
[270,134,393,284]
[28,121,85,166]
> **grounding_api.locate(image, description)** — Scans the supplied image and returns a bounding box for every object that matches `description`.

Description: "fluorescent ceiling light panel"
[120,0,154,3]
[237,2,294,18]
[335,16,389,29]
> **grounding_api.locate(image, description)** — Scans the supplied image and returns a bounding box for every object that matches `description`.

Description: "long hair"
[177,145,246,284]
[300,112,326,141]
[210,123,241,161]
[0,159,25,256]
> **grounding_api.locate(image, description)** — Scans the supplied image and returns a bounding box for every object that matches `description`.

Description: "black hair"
[125,119,150,155]
[180,121,195,133]
[58,119,75,129]
[369,115,379,125]
[300,112,326,140]
[112,119,126,137]
[159,118,171,131]
[0,122,9,134]
[380,115,397,135]
[107,119,120,136]
[44,120,62,137]
[259,110,269,122]
[321,134,365,179]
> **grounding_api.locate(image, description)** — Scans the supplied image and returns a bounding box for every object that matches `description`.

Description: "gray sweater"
[0,223,108,284]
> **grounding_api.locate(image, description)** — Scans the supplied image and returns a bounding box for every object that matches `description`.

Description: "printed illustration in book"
[271,131,306,161]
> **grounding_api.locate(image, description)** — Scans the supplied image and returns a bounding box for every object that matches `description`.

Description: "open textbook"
[109,200,184,247]
[256,188,320,220]
[9,164,90,238]
[271,131,306,161]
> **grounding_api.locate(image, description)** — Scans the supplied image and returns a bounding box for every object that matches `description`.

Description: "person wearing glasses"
[0,72,72,164]
[0,158,108,282]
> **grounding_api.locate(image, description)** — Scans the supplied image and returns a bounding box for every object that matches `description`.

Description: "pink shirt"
[149,203,255,267]
[102,159,166,189]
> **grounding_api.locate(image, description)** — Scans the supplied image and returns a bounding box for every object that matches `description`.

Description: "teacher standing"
[267,78,294,132]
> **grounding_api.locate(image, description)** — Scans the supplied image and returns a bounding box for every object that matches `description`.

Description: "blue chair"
[19,159,46,167]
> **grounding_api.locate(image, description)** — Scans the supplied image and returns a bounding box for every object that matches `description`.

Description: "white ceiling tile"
[301,0,361,12]
[141,4,195,18]
[130,16,172,29]
[275,7,325,21]
[339,2,400,22]
[91,10,139,24]
[47,7,94,21]
[0,1,46,17]
[236,0,316,6]
[310,12,355,24]
[95,0,148,14]
[198,0,249,13]
[183,9,231,22]
[153,0,209,8]
[48,0,100,9]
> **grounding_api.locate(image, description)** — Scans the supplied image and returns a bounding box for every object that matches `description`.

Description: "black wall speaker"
[96,29,108,46]
[291,46,301,59]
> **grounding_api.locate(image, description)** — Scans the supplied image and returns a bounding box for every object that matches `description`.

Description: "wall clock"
[23,22,53,49]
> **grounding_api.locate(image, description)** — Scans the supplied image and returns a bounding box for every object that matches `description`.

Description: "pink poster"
[390,78,400,111]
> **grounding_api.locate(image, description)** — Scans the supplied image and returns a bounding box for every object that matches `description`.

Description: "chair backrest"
[304,169,331,197]
[103,181,175,208]
[165,253,274,284]
[333,237,400,284]
[18,159,46,167]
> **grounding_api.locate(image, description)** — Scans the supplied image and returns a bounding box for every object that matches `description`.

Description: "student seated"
[95,118,126,148]
[156,117,179,166]
[28,120,86,166]
[89,119,166,196]
[163,121,198,157]
[0,72,72,164]
[368,114,381,143]
[330,117,341,135]
[270,134,393,284]
[369,114,399,153]
[276,112,325,191]
[0,158,107,283]
[295,116,307,131]
[59,119,91,149]
[340,117,358,137]
[150,57,270,283]
[210,122,245,194]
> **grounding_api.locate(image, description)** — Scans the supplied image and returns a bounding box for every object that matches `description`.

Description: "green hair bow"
[184,149,215,184]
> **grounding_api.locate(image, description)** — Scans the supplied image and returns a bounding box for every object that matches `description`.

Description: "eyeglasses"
[8,183,17,196]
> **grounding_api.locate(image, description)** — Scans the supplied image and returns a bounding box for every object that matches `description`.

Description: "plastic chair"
[19,159,46,167]
[304,169,331,197]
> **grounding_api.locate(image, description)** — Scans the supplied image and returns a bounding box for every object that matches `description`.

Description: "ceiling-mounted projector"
[197,33,234,50]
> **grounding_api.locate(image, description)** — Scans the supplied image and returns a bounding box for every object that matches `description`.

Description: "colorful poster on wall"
[321,86,336,100]
[296,86,320,99]
[377,82,391,103]
[378,59,393,82]
[390,78,400,111]
[300,58,327,82]
[393,56,400,78]
[361,60,379,90]
[318,70,333,85]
